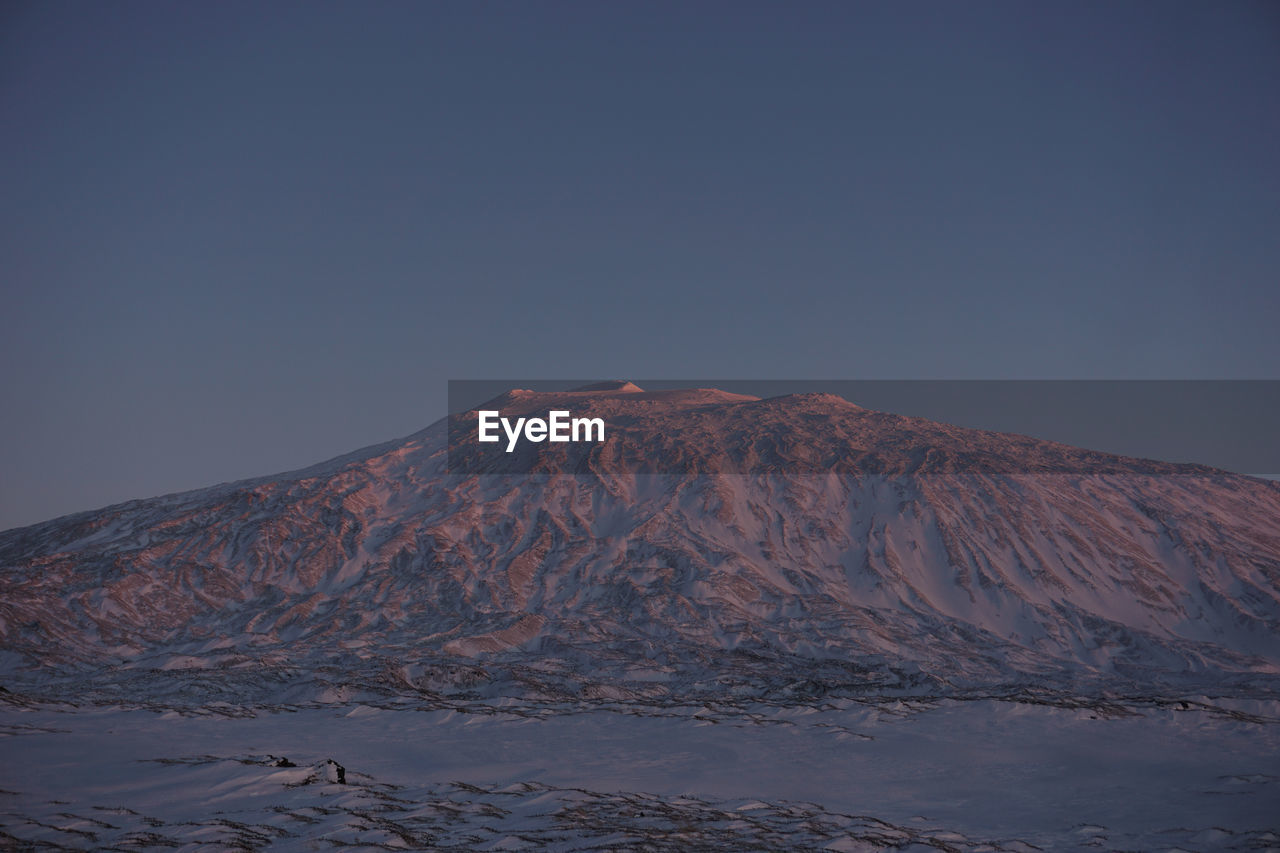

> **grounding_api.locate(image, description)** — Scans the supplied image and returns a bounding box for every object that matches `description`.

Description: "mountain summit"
[569,380,644,393]
[3,387,1278,706]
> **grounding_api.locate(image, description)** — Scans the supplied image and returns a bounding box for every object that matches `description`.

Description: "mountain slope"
[3,385,1279,704]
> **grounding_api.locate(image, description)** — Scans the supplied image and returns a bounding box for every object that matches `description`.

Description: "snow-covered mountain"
[3,383,1279,704]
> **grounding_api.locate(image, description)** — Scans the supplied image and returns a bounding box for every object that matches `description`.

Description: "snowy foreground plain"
[3,694,1278,851]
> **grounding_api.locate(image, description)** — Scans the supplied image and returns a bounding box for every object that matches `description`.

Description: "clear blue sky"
[2,1,1278,530]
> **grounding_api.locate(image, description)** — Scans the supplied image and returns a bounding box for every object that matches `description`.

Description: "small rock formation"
[570,380,643,392]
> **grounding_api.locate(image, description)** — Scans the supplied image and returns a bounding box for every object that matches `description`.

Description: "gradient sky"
[2,1,1278,530]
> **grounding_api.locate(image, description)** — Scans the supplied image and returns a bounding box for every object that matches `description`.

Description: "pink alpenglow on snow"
[2,385,1278,850]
